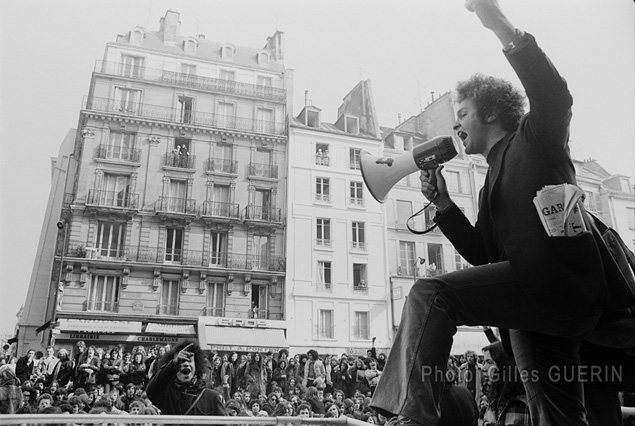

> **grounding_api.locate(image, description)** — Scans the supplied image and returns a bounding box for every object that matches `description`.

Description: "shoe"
[385,415,422,426]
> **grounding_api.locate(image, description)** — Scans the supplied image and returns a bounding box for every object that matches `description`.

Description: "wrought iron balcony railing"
[201,306,225,317]
[353,326,370,340]
[87,190,139,209]
[95,60,287,102]
[200,201,240,219]
[154,196,197,214]
[349,197,365,207]
[84,300,119,312]
[163,152,196,169]
[249,309,269,319]
[353,283,369,294]
[207,158,238,174]
[315,155,330,166]
[64,242,286,272]
[83,96,286,136]
[349,161,361,170]
[244,205,283,223]
[95,144,141,163]
[156,304,179,315]
[315,194,331,203]
[248,162,278,179]
[315,238,333,248]
[350,241,367,251]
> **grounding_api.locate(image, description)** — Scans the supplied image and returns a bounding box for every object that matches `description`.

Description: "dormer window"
[221,45,235,59]
[307,110,320,128]
[257,51,270,65]
[345,116,359,135]
[183,38,197,54]
[130,28,144,45]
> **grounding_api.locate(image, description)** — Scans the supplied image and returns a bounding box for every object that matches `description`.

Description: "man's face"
[328,404,339,417]
[27,350,35,359]
[299,407,311,418]
[176,354,196,383]
[39,399,51,409]
[130,405,141,415]
[454,98,490,156]
[46,348,55,357]
[22,392,31,404]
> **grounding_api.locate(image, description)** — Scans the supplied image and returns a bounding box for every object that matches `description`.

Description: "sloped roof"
[290,115,380,140]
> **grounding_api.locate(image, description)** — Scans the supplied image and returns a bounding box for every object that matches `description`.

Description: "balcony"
[249,309,269,319]
[315,154,330,166]
[154,197,197,215]
[315,238,333,249]
[201,306,225,317]
[349,161,361,170]
[156,304,179,315]
[350,241,367,251]
[95,144,141,163]
[84,300,119,312]
[83,96,285,136]
[349,197,365,207]
[315,194,331,203]
[248,162,278,179]
[95,60,287,102]
[315,325,335,339]
[353,282,369,294]
[207,158,238,174]
[86,190,139,210]
[227,254,286,272]
[200,201,240,219]
[163,152,196,169]
[244,205,283,224]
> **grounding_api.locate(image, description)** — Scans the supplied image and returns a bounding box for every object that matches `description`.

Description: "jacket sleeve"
[436,204,491,266]
[146,360,177,409]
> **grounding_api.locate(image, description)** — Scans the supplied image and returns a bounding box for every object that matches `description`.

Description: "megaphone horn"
[360,135,457,203]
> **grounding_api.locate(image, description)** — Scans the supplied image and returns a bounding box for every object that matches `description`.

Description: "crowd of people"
[0,338,535,425]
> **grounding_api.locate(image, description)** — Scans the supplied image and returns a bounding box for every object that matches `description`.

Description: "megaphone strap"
[406,201,439,235]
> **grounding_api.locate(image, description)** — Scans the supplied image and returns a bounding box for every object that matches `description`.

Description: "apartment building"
[18,10,290,354]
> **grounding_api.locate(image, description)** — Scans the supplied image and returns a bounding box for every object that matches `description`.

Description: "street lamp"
[413,256,426,283]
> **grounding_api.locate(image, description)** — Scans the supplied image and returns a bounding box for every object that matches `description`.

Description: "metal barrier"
[0,414,372,426]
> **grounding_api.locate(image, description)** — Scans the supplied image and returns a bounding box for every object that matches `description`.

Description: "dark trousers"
[370,261,598,426]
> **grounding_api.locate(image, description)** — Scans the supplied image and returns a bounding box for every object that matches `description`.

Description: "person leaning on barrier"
[146,340,226,416]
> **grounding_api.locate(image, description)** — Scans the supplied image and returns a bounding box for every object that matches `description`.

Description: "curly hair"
[455,73,525,132]
[156,339,208,380]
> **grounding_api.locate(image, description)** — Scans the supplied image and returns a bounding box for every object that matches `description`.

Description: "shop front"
[198,317,288,355]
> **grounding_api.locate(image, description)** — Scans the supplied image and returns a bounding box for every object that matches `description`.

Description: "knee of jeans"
[409,279,439,299]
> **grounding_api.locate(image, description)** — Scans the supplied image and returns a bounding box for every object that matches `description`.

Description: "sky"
[1,0,634,337]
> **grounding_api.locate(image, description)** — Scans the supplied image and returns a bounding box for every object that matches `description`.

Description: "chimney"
[264,31,285,61]
[197,34,206,41]
[305,90,309,107]
[159,10,181,44]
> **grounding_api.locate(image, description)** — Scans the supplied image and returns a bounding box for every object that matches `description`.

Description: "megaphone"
[360,135,457,203]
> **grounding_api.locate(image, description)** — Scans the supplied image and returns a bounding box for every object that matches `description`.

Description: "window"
[318,309,334,339]
[107,131,136,161]
[446,171,462,193]
[396,200,413,229]
[307,110,320,128]
[427,243,444,276]
[181,63,196,75]
[100,174,131,207]
[213,184,231,203]
[350,182,364,206]
[424,205,438,231]
[454,248,471,271]
[219,69,235,81]
[87,275,119,312]
[165,179,188,211]
[316,178,330,203]
[95,222,125,258]
[317,261,332,286]
[253,235,270,269]
[121,55,144,78]
[316,218,331,247]
[206,282,225,316]
[352,222,365,250]
[257,108,274,133]
[165,228,183,263]
[627,207,635,230]
[354,311,370,339]
[221,46,234,59]
[620,177,632,193]
[253,188,272,220]
[160,279,179,315]
[251,285,268,319]
[584,191,599,213]
[218,102,236,129]
[315,143,330,166]
[353,264,367,290]
[178,96,194,124]
[257,52,270,65]
[345,116,359,134]
[114,88,141,114]
[399,241,416,276]
[350,148,361,170]
[130,30,143,45]
[257,76,272,87]
[209,231,227,266]
[184,39,197,53]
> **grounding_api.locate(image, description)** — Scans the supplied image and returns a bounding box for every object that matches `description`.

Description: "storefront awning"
[199,325,288,353]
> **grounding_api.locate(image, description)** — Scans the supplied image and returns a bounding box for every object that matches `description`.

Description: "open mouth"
[181,367,192,375]
[457,131,468,141]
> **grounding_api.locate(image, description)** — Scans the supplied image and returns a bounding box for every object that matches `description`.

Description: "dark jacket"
[146,359,226,416]
[437,33,634,323]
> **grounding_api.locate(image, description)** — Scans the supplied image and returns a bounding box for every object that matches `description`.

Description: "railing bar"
[0,415,360,425]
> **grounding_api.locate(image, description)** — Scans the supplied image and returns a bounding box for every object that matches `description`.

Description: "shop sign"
[58,319,142,334]
[347,347,369,356]
[216,318,268,328]
[56,333,180,344]
[207,344,283,353]
[145,323,196,335]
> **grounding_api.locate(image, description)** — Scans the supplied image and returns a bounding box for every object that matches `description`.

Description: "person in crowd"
[350,358,369,397]
[15,349,36,384]
[38,346,60,387]
[146,340,226,416]
[120,383,137,412]
[36,392,54,410]
[69,393,90,414]
[458,350,483,404]
[296,402,312,418]
[272,359,288,393]
[72,341,86,387]
[479,341,530,426]
[126,351,147,387]
[147,345,168,381]
[245,352,266,397]
[120,352,133,386]
[333,358,352,398]
[102,348,122,394]
[76,345,100,391]
[305,386,325,415]
[54,348,73,389]
[303,350,326,390]
[0,365,23,414]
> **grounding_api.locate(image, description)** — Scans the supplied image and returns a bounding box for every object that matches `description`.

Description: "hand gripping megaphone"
[360,135,458,203]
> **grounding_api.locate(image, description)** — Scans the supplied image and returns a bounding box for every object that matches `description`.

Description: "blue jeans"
[370,261,598,426]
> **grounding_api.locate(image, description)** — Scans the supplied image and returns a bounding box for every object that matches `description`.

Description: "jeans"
[370,261,598,426]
